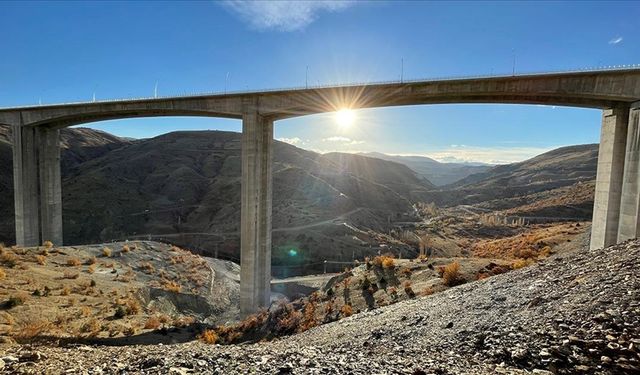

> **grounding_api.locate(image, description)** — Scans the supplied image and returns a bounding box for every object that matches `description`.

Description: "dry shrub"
[382,257,395,269]
[80,318,101,334]
[1,311,15,325]
[199,329,218,344]
[144,316,161,330]
[67,258,82,267]
[86,256,97,265]
[124,326,138,336]
[0,252,19,268]
[400,267,412,277]
[123,298,141,315]
[372,255,395,269]
[419,287,434,297]
[61,286,71,296]
[36,255,46,265]
[511,259,533,269]
[170,245,181,252]
[140,262,155,274]
[87,264,96,274]
[158,315,171,324]
[340,304,353,317]
[163,281,182,293]
[122,245,130,253]
[43,241,54,249]
[80,306,92,317]
[476,272,490,280]
[63,270,80,279]
[16,319,51,338]
[404,281,416,298]
[0,268,6,280]
[441,261,463,286]
[173,316,196,328]
[102,247,112,257]
[40,248,49,256]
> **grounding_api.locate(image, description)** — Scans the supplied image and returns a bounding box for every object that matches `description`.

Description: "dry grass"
[102,247,112,257]
[511,258,534,269]
[67,258,82,267]
[440,261,463,286]
[80,318,101,334]
[140,262,155,274]
[163,281,182,293]
[35,255,47,265]
[16,319,51,339]
[0,267,6,280]
[63,270,80,279]
[199,329,218,344]
[144,316,162,330]
[0,252,19,268]
[43,241,54,249]
[340,304,353,317]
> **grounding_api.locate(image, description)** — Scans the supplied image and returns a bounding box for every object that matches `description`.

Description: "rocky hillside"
[424,144,598,207]
[0,128,428,273]
[362,151,491,186]
[3,234,638,374]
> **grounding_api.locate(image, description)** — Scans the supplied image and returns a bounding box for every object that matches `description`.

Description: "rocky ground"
[1,236,638,374]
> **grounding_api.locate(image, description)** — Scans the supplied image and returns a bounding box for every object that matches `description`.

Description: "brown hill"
[425,144,597,206]
[0,128,425,274]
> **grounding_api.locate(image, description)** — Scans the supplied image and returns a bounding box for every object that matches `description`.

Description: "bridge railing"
[2,65,640,110]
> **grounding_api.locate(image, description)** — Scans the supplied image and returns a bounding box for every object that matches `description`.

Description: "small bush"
[144,316,161,330]
[86,256,97,265]
[163,281,182,293]
[43,241,54,249]
[113,306,126,319]
[382,257,395,269]
[140,262,155,274]
[511,259,532,269]
[18,319,51,338]
[67,258,82,267]
[80,318,101,334]
[61,286,71,296]
[122,245,130,253]
[0,268,6,280]
[442,261,463,286]
[102,247,112,257]
[404,281,416,298]
[199,329,218,344]
[340,304,353,317]
[63,270,80,279]
[0,252,19,268]
[36,255,46,265]
[87,264,96,274]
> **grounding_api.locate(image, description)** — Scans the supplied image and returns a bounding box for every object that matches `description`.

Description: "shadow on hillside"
[16,323,206,347]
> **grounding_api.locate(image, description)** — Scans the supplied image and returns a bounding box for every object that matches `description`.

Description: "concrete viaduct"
[0,69,639,314]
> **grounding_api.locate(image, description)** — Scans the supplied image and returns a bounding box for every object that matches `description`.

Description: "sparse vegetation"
[440,261,463,286]
[67,258,82,267]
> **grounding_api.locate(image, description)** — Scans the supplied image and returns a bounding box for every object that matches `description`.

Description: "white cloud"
[278,137,302,145]
[424,145,559,165]
[222,0,354,32]
[609,36,623,45]
[323,136,364,145]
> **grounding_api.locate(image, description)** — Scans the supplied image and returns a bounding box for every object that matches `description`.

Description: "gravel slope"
[2,238,638,374]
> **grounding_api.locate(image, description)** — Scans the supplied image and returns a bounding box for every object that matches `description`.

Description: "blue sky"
[0,1,638,163]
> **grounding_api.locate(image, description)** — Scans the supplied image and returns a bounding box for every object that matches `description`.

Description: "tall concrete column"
[12,126,41,247]
[617,104,640,242]
[590,106,629,250]
[37,128,63,246]
[240,111,273,314]
[12,125,63,247]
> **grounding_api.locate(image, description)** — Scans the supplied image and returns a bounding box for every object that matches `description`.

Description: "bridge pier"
[240,111,273,314]
[12,125,63,247]
[617,104,640,242]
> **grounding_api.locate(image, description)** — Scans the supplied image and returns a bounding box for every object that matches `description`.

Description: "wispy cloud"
[277,137,302,145]
[609,36,623,45]
[323,136,364,145]
[393,145,561,165]
[222,0,354,32]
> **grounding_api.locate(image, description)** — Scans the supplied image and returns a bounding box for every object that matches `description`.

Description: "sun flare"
[335,109,356,128]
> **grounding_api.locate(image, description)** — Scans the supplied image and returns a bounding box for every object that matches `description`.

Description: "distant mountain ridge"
[360,152,491,186]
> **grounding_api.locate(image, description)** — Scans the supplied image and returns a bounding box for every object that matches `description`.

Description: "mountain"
[424,144,598,206]
[0,127,427,273]
[360,152,491,186]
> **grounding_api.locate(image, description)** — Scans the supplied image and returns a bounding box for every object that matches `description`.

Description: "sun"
[335,108,356,128]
